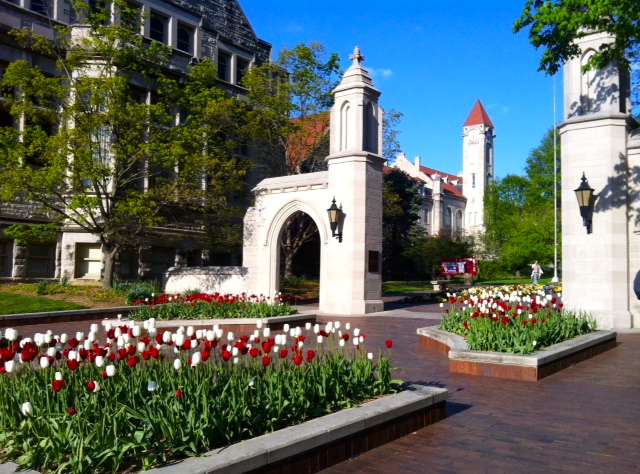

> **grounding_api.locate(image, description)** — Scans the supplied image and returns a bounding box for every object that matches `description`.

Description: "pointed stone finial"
[349,46,365,65]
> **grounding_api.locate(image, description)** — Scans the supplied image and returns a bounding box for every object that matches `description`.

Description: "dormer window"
[218,51,231,82]
[30,0,48,15]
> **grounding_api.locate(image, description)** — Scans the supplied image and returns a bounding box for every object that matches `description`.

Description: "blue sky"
[240,0,562,179]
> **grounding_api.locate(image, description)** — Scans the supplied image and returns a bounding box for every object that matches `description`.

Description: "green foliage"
[244,42,341,176]
[3,224,59,245]
[382,169,425,280]
[404,230,474,281]
[35,280,49,296]
[439,285,595,354]
[280,275,307,289]
[382,108,403,163]
[0,0,250,288]
[0,323,398,473]
[119,281,163,305]
[477,260,509,281]
[514,0,640,75]
[482,128,560,274]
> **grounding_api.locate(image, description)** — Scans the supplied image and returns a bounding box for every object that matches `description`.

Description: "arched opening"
[278,210,320,300]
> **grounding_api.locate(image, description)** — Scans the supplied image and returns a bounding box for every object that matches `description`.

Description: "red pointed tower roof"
[463,100,494,128]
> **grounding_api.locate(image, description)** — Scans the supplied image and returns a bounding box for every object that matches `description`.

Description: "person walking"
[531,261,543,285]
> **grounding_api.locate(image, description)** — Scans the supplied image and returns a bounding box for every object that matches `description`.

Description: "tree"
[0,0,249,287]
[482,129,560,274]
[244,42,342,278]
[382,108,403,164]
[404,230,474,281]
[514,0,640,75]
[382,169,424,280]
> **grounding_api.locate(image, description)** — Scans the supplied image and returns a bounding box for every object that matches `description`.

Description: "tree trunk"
[102,243,119,288]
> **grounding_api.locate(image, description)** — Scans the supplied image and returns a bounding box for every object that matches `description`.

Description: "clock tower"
[462,100,495,233]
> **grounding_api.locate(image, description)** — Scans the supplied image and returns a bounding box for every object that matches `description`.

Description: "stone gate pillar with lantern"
[559,31,640,329]
[237,46,384,315]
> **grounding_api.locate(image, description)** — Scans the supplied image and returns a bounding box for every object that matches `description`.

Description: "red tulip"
[67,359,79,371]
[68,338,79,348]
[294,355,303,366]
[127,356,139,368]
[342,334,350,341]
[86,381,97,391]
[150,346,160,359]
[68,407,77,416]
[52,380,66,392]
[176,389,182,398]
[279,349,288,359]
[249,347,259,358]
[182,339,191,351]
[262,356,271,367]
[306,350,315,362]
[385,340,393,348]
[221,350,232,362]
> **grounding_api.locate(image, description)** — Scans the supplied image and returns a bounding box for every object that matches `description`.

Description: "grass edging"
[143,384,447,474]
[418,326,617,380]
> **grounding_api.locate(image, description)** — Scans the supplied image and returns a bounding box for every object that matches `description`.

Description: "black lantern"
[327,197,343,242]
[574,172,595,234]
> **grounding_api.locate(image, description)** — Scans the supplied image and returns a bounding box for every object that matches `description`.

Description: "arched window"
[456,210,463,229]
[340,101,351,151]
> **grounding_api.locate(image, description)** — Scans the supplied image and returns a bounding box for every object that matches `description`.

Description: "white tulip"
[21,402,33,416]
[295,327,302,337]
[339,339,345,347]
[196,329,204,340]
[227,332,235,341]
[175,334,185,348]
[256,320,263,329]
[4,360,14,373]
[87,332,96,343]
[173,359,182,370]
[353,328,360,337]
[232,347,239,356]
[186,326,195,337]
[114,328,122,339]
[345,323,351,330]
[39,356,50,369]
[105,365,116,377]
[46,347,56,358]
[191,339,199,350]
[334,321,341,329]
[76,332,84,342]
[60,333,68,344]
[367,352,373,360]
[104,322,112,331]
[313,324,320,334]
[305,322,311,331]
[55,371,63,381]
[162,331,172,344]
[90,324,99,333]
[132,326,141,338]
[263,328,270,338]
[137,342,146,353]
[283,324,290,333]
[317,335,323,344]
[84,339,92,351]
[297,340,304,349]
[95,356,105,368]
[190,352,202,367]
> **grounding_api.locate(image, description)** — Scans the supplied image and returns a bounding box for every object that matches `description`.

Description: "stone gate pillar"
[559,31,639,329]
[321,47,384,315]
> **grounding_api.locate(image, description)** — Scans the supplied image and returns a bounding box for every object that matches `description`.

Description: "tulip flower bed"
[0,320,398,473]
[129,292,298,321]
[439,285,595,354]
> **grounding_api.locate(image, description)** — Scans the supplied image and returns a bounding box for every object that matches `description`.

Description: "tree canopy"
[0,0,250,286]
[514,0,640,75]
[483,128,560,274]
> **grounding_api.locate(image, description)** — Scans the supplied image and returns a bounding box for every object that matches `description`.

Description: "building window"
[236,58,249,85]
[177,24,192,53]
[218,51,231,82]
[472,173,476,188]
[149,13,167,43]
[456,210,463,229]
[30,0,49,15]
[0,239,12,277]
[120,3,141,32]
[26,243,55,278]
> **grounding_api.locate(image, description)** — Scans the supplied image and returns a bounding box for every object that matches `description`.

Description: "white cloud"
[369,68,393,79]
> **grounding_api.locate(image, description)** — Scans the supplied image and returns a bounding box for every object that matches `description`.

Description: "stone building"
[0,0,271,282]
[392,100,495,236]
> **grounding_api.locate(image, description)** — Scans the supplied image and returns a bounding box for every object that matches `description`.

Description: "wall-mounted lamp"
[574,172,595,234]
[327,197,343,242]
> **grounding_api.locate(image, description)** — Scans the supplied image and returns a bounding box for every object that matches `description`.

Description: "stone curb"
[417,326,617,367]
[144,384,447,474]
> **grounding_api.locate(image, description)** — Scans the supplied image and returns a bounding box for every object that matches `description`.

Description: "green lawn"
[0,293,88,315]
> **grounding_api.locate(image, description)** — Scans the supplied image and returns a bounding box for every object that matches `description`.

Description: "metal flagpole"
[552,75,559,283]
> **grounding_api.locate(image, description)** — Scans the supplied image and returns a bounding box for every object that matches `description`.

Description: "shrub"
[35,280,49,296]
[123,280,163,305]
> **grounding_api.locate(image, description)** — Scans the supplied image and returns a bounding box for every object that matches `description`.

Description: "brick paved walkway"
[6,298,640,473]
